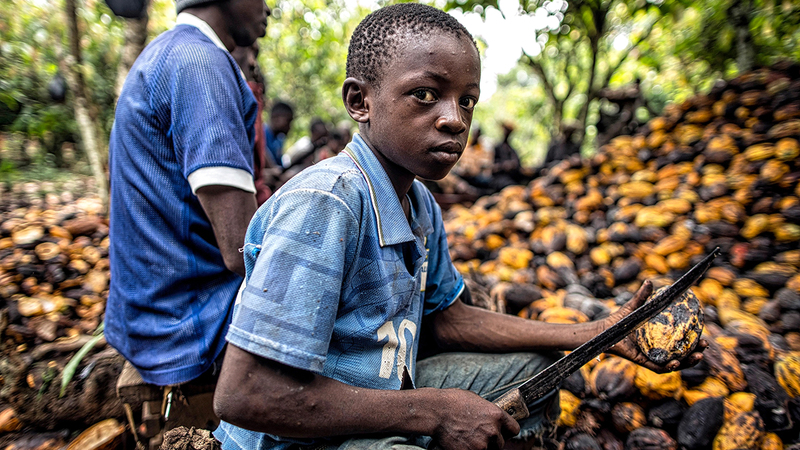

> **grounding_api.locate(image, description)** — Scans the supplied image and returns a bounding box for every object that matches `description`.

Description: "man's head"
[179,0,269,48]
[342,3,481,183]
[231,42,259,82]
[269,101,294,136]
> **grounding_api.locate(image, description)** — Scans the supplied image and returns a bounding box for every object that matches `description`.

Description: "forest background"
[1,0,799,204]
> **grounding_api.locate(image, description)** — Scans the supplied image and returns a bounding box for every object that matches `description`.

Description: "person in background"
[491,121,529,190]
[106,0,268,447]
[315,121,352,162]
[232,42,274,205]
[265,101,294,167]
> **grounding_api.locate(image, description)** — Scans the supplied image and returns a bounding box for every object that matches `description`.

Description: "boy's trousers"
[307,352,561,450]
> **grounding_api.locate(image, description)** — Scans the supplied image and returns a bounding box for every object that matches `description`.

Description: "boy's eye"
[460,97,477,110]
[411,89,437,102]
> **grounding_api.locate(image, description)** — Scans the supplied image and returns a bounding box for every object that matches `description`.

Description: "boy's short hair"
[346,3,476,88]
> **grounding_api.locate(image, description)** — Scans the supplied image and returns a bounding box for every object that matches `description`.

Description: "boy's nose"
[435,100,467,135]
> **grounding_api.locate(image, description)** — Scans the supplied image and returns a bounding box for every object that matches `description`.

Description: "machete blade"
[514,247,720,405]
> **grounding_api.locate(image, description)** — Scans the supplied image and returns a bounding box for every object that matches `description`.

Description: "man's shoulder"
[140,26,231,72]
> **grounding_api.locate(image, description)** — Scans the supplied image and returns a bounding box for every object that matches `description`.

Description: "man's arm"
[214,344,519,450]
[196,185,257,277]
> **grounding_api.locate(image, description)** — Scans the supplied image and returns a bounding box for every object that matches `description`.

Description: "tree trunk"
[730,0,755,73]
[115,13,149,99]
[64,0,108,212]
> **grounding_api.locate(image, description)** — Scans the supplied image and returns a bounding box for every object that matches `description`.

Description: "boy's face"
[360,31,480,182]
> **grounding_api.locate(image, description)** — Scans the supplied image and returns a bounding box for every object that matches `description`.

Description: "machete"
[493,247,720,420]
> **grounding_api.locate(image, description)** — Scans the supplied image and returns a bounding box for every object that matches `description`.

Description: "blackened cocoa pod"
[647,399,685,433]
[744,365,793,431]
[562,369,588,398]
[747,271,791,291]
[777,288,800,311]
[614,258,641,284]
[626,427,677,450]
[783,311,800,332]
[681,360,710,388]
[759,300,783,322]
[677,396,725,450]
[596,428,623,450]
[565,433,601,450]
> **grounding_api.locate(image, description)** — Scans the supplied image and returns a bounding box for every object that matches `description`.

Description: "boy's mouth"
[429,142,463,165]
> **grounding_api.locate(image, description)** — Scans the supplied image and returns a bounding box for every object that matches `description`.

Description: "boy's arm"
[214,343,519,450]
[431,281,705,373]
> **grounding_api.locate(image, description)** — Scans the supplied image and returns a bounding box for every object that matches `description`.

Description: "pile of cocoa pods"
[445,62,800,449]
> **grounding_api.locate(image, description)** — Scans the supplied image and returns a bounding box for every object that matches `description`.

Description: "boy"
[212,4,703,450]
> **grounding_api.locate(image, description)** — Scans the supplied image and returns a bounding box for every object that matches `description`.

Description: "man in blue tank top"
[106,0,269,446]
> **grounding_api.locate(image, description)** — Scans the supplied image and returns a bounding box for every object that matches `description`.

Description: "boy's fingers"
[628,280,653,309]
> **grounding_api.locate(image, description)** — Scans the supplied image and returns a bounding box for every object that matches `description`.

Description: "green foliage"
[0,0,124,168]
[258,0,379,140]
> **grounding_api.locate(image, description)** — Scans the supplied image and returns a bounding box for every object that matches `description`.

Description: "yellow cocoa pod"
[718,306,767,328]
[657,198,693,215]
[619,181,656,199]
[713,412,765,450]
[725,392,756,422]
[697,278,724,305]
[697,376,729,397]
[682,389,711,406]
[788,275,800,293]
[744,143,775,161]
[704,339,747,392]
[760,433,783,450]
[774,352,800,398]
[558,390,581,427]
[775,223,800,242]
[733,279,769,298]
[634,366,683,400]
[706,267,736,286]
[741,214,770,239]
[645,253,670,274]
[611,402,647,434]
[775,138,800,161]
[635,288,704,365]
[715,289,741,309]
[546,252,574,271]
[498,247,533,270]
[667,252,690,270]
[653,236,687,256]
[590,247,612,266]
[761,160,790,183]
[484,234,505,251]
[635,207,676,228]
[742,297,769,316]
[538,307,589,324]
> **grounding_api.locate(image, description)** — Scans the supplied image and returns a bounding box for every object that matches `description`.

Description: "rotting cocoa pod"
[744,364,793,431]
[712,411,765,450]
[677,396,725,450]
[589,356,638,402]
[704,338,747,391]
[611,402,646,434]
[777,288,800,311]
[646,398,685,433]
[596,428,623,450]
[634,287,704,365]
[565,433,601,450]
[626,427,677,450]
[562,368,589,399]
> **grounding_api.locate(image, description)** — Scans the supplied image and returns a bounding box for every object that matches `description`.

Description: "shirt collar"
[176,12,228,52]
[176,13,248,82]
[342,133,433,247]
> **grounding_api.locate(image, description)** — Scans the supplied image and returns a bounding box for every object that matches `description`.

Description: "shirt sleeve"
[422,192,464,315]
[169,47,255,182]
[225,188,359,373]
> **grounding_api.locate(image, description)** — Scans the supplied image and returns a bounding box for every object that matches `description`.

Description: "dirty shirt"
[214,133,465,449]
[106,14,257,386]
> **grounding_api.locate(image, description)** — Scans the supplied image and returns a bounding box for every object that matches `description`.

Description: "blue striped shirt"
[215,133,464,449]
[106,21,257,386]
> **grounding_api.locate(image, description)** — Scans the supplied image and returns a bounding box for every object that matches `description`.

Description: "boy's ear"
[342,77,370,124]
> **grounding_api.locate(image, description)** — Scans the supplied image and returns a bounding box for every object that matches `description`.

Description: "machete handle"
[493,388,530,421]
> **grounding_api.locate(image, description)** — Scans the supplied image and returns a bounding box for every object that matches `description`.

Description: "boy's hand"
[602,280,708,373]
[429,388,520,450]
